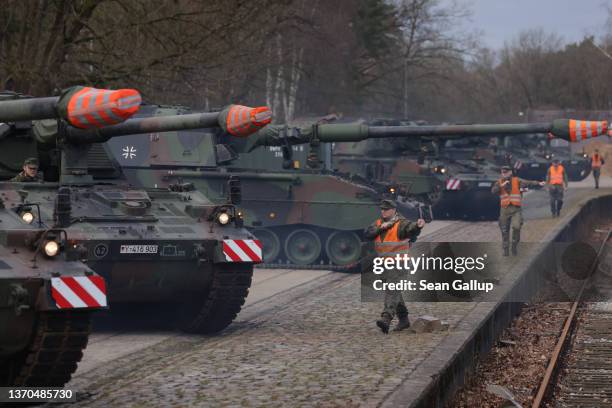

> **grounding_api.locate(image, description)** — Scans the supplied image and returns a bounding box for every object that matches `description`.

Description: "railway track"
[532,227,612,408]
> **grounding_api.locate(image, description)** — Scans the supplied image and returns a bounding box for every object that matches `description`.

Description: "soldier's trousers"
[382,269,408,318]
[549,185,564,215]
[498,205,522,251]
[593,168,601,188]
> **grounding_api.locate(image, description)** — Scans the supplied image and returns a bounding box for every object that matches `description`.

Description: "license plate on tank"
[478,182,492,187]
[571,160,578,164]
[120,245,159,254]
[530,163,539,167]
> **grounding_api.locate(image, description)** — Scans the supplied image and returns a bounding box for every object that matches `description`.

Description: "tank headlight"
[440,168,447,174]
[44,240,60,257]
[583,153,588,158]
[545,154,551,160]
[389,187,396,194]
[21,211,34,224]
[217,212,230,225]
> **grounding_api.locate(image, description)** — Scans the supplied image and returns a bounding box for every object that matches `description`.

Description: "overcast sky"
[459,0,611,49]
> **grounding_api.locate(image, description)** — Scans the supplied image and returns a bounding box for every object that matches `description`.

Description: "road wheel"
[252,228,281,263]
[284,229,322,265]
[325,231,362,266]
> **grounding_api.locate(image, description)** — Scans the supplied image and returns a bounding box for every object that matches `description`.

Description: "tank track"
[181,264,253,334]
[2,311,91,387]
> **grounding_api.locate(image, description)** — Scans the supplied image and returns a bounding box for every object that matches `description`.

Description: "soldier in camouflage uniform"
[10,158,42,182]
[491,166,544,256]
[364,199,425,333]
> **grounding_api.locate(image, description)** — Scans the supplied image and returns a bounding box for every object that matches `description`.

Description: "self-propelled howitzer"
[0,85,143,388]
[0,97,272,388]
[247,119,608,220]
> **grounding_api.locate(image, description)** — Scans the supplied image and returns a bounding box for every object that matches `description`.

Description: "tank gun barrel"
[63,105,272,144]
[366,123,553,138]
[0,96,59,122]
[248,119,608,151]
[0,86,141,126]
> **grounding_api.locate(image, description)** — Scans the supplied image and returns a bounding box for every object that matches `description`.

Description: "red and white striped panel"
[51,276,107,309]
[446,179,461,190]
[514,160,523,170]
[223,239,263,263]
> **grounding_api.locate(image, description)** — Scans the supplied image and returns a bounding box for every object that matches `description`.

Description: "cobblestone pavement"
[58,187,610,408]
[65,273,477,407]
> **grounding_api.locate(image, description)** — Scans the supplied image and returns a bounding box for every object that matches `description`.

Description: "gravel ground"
[451,219,612,408]
[63,275,477,408]
[450,302,569,408]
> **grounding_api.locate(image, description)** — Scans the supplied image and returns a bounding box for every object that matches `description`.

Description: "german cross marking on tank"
[122,145,137,159]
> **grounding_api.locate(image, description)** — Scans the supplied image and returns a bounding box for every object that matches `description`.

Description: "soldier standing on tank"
[10,158,42,182]
[364,199,425,334]
[591,149,605,189]
[546,158,568,217]
[491,166,544,256]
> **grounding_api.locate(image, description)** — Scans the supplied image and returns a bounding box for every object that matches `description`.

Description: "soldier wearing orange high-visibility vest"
[364,199,425,333]
[591,149,605,189]
[546,158,569,217]
[491,166,544,256]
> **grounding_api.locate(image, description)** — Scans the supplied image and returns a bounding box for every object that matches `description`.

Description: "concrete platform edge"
[380,194,612,408]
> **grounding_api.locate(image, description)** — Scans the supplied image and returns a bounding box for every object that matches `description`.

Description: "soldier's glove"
[379,221,394,230]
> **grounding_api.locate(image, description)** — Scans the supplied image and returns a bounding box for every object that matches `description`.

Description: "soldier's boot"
[393,304,410,332]
[557,200,563,216]
[550,200,557,217]
[511,228,520,256]
[501,228,510,256]
[376,312,392,334]
[393,314,411,332]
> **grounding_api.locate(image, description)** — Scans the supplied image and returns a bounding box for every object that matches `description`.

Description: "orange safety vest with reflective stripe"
[548,165,565,185]
[592,154,603,169]
[374,219,410,256]
[499,177,522,208]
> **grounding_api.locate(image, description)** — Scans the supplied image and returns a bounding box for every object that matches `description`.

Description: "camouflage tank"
[487,133,593,182]
[0,86,140,387]
[106,107,414,269]
[332,119,507,220]
[0,90,271,387]
[107,110,608,268]
[429,136,507,220]
[246,118,608,221]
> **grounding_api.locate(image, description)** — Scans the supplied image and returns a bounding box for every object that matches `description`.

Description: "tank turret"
[1,98,271,183]
[0,93,273,389]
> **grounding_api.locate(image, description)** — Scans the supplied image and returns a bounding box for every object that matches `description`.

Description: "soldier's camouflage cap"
[24,157,39,166]
[501,165,512,171]
[380,199,396,209]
